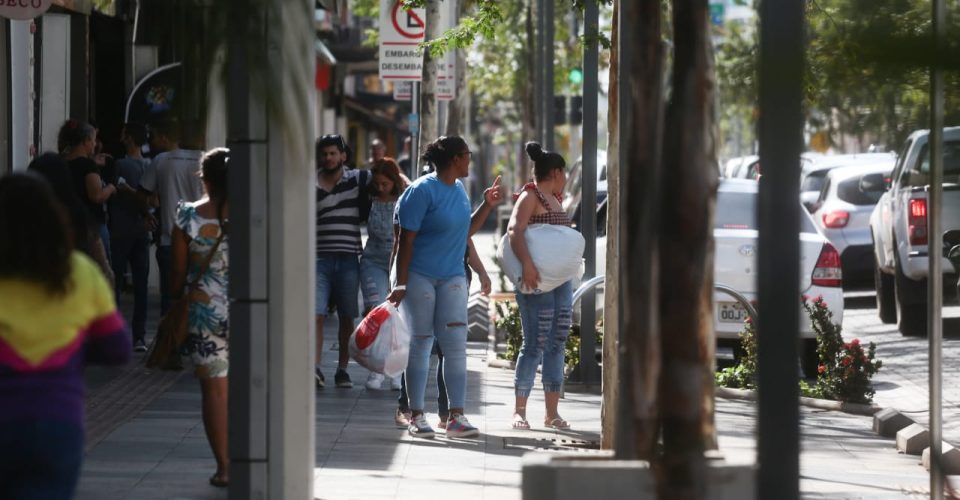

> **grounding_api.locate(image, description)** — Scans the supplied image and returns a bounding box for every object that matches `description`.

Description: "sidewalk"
[75,325,930,499]
[73,235,929,499]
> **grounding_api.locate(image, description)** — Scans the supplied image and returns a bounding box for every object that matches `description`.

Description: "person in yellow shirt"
[0,172,131,500]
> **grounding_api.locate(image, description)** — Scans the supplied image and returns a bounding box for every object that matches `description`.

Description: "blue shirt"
[397,174,471,279]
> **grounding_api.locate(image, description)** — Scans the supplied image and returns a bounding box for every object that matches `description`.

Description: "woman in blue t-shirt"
[387,136,503,439]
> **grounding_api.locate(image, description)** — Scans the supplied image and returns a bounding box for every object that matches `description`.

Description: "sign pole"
[411,81,421,177]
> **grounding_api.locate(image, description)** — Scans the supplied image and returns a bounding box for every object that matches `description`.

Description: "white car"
[811,161,895,286]
[589,179,844,374]
[800,153,896,211]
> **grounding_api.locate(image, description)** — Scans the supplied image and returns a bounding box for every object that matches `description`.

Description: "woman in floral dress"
[170,148,230,487]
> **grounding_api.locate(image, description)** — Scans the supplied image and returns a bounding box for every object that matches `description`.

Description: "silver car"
[800,153,895,211]
[811,161,895,285]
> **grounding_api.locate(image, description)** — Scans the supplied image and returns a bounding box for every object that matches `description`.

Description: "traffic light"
[568,67,584,85]
[569,95,583,125]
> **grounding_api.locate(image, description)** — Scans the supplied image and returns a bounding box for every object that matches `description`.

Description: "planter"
[522,452,755,500]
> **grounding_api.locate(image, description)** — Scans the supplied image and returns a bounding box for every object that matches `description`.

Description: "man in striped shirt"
[315,134,371,389]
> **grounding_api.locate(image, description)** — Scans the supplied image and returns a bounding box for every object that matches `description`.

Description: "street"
[843,289,960,447]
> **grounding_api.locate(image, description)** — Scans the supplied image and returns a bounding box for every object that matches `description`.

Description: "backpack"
[358,169,372,223]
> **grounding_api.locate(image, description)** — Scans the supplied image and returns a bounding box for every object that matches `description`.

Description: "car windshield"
[715,191,818,234]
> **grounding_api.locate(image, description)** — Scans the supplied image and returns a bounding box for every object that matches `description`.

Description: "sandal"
[545,417,571,430]
[209,474,229,488]
[511,413,531,430]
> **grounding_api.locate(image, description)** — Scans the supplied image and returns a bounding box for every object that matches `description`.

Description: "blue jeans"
[0,419,84,500]
[98,223,112,266]
[315,253,360,319]
[398,342,447,416]
[514,280,573,396]
[111,235,150,341]
[359,257,390,312]
[401,271,468,411]
[156,245,172,315]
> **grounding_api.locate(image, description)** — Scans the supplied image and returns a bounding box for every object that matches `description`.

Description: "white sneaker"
[407,414,436,439]
[365,373,385,390]
[390,375,402,391]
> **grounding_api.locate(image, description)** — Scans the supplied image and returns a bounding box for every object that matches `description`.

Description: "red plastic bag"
[349,302,410,377]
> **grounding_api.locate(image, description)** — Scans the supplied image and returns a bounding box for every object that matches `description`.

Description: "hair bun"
[525,142,545,162]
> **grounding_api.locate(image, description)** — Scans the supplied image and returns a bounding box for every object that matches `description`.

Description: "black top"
[69,157,108,226]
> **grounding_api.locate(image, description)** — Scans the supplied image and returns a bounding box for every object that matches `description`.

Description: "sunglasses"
[320,134,347,151]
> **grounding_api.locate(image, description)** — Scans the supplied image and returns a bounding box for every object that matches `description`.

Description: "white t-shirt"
[140,149,205,246]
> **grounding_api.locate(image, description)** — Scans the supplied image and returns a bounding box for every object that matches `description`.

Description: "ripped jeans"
[401,271,468,411]
[514,280,573,396]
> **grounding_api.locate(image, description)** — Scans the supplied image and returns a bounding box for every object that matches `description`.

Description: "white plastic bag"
[349,302,410,377]
[497,224,585,294]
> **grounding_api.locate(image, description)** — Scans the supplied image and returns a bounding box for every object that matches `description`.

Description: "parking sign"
[379,0,426,81]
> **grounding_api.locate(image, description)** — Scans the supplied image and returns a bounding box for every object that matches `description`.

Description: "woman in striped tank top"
[507,142,574,431]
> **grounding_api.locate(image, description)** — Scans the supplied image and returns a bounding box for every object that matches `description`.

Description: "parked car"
[589,179,844,375]
[800,153,895,211]
[563,150,608,229]
[724,155,758,179]
[869,127,960,336]
[811,161,895,287]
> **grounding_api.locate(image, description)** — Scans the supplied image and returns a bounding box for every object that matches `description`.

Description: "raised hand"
[483,175,504,206]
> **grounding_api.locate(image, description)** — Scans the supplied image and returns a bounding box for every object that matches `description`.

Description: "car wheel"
[875,261,897,324]
[895,253,927,337]
[801,339,819,379]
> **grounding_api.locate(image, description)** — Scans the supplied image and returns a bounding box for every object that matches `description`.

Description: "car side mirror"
[859,173,887,193]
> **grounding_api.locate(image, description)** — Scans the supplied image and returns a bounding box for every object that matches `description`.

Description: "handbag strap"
[186,228,226,293]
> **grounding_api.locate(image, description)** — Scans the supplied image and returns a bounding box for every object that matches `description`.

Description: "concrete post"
[227,0,315,498]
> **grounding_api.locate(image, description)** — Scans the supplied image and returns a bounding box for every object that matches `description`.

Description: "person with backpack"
[314,134,372,389]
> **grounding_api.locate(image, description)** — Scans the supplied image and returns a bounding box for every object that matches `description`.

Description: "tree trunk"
[420,0,441,144]
[445,0,466,137]
[600,0,620,452]
[618,0,664,461]
[655,0,717,497]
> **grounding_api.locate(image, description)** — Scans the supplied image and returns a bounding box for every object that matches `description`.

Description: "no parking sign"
[379,0,425,81]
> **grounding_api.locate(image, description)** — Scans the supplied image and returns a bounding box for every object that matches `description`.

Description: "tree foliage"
[717,0,960,156]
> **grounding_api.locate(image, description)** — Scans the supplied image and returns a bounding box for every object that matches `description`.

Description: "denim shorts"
[315,253,360,318]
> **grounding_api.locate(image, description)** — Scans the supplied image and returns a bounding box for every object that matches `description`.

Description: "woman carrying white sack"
[506,142,582,430]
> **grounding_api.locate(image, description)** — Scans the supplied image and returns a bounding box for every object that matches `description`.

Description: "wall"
[39,14,71,155]
[9,20,31,172]
[0,20,8,173]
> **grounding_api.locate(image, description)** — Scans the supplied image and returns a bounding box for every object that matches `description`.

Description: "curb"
[715,386,882,417]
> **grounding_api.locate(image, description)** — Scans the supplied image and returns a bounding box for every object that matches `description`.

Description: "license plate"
[717,302,747,323]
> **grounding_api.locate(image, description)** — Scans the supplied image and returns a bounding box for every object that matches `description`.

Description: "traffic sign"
[394,81,413,101]
[379,0,426,81]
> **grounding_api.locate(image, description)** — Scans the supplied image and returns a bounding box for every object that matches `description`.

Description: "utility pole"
[757,0,804,497]
[928,0,945,498]
[542,0,554,151]
[578,0,600,387]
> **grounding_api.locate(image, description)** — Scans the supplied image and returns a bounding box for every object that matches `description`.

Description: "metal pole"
[543,0,555,151]
[757,0,803,497]
[578,0,600,385]
[929,0,945,497]
[534,0,544,145]
[412,81,421,176]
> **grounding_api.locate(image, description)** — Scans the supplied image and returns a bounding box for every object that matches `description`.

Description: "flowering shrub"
[715,316,758,389]
[494,300,523,362]
[803,296,882,403]
[717,296,883,404]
